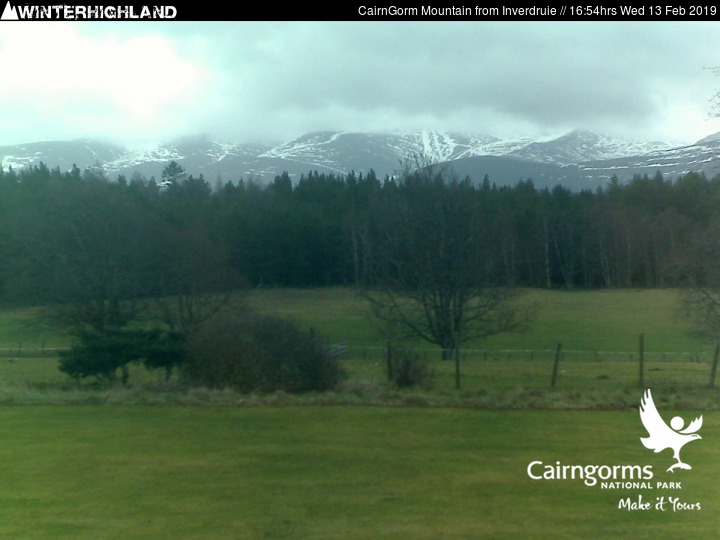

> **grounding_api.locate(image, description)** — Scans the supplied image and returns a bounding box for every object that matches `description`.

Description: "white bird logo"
[639,389,702,473]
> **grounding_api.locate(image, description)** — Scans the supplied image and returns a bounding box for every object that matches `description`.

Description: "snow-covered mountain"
[1,129,718,190]
[506,130,672,165]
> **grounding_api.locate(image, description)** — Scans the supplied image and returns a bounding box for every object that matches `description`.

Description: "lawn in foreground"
[0,405,716,539]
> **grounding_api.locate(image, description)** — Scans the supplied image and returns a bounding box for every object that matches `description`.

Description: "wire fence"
[0,342,711,366]
[0,347,67,358]
[342,342,718,390]
[346,345,711,364]
[1,342,716,390]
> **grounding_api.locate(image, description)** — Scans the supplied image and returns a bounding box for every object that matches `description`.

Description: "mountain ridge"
[1,129,718,190]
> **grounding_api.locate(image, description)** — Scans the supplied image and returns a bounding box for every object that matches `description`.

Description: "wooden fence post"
[710,343,720,388]
[551,343,561,388]
[386,340,393,383]
[454,344,461,390]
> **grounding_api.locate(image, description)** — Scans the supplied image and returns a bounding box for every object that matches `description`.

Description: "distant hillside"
[1,129,718,189]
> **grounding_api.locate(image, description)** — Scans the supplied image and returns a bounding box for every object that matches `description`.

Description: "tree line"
[190,166,720,290]
[0,161,718,301]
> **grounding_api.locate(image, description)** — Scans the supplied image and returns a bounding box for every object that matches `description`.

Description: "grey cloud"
[4,21,720,147]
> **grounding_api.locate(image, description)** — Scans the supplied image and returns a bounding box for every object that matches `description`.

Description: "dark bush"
[185,311,345,393]
[386,346,433,389]
[59,328,186,383]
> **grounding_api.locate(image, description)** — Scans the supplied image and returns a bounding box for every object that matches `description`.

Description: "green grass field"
[0,406,716,539]
[0,288,717,538]
[247,287,711,354]
[0,287,710,353]
[250,287,718,401]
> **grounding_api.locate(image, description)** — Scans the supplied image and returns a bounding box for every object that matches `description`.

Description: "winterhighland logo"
[526,389,704,512]
[1,1,176,20]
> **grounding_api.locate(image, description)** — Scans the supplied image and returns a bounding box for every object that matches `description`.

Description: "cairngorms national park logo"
[527,389,705,512]
[639,389,702,473]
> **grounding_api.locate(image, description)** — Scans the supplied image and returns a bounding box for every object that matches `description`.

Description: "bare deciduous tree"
[359,164,536,386]
[677,219,720,340]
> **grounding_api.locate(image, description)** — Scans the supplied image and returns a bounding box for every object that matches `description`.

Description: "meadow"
[248,287,719,407]
[0,288,717,538]
[248,287,706,355]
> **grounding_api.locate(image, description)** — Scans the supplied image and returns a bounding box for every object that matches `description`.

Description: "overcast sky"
[2,21,720,148]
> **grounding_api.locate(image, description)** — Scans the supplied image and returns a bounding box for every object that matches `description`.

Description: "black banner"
[1,1,719,21]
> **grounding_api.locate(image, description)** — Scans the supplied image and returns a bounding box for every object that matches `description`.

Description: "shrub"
[59,328,186,383]
[386,346,433,389]
[185,311,345,393]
